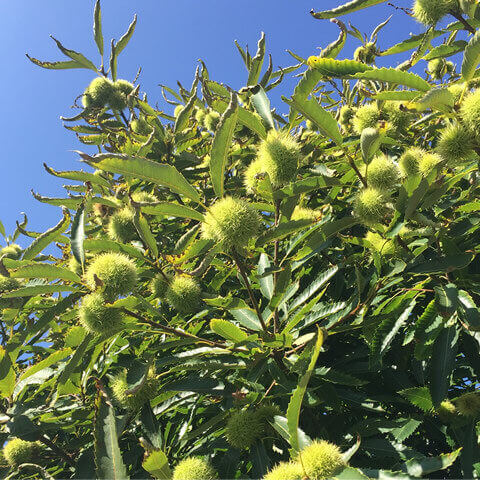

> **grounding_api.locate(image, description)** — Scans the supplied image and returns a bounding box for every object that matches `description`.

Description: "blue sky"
[0,0,443,243]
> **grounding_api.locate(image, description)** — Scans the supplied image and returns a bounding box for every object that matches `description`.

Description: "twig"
[343,148,367,187]
[449,10,476,34]
[231,251,268,332]
[39,435,75,468]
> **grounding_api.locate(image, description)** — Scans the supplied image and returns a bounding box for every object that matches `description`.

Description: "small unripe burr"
[365,231,396,257]
[201,196,261,252]
[195,108,206,125]
[111,368,159,411]
[436,400,460,425]
[131,117,153,136]
[85,252,138,301]
[399,147,425,177]
[353,42,377,64]
[413,0,456,25]
[354,187,392,225]
[455,391,480,417]
[3,438,44,467]
[0,275,22,309]
[353,104,380,135]
[299,440,346,480]
[263,462,303,480]
[436,123,474,165]
[172,457,217,480]
[109,79,134,110]
[256,130,302,187]
[366,154,401,190]
[165,275,201,314]
[383,102,410,136]
[79,292,124,335]
[244,158,266,194]
[150,273,170,299]
[460,88,480,136]
[428,58,448,81]
[107,207,137,244]
[204,111,221,131]
[0,244,22,260]
[225,410,264,449]
[418,152,443,176]
[339,105,355,130]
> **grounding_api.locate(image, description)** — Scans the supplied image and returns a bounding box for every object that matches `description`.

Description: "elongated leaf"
[210,319,248,343]
[251,85,275,130]
[307,57,372,76]
[462,29,480,81]
[50,36,97,72]
[86,153,200,203]
[257,253,273,300]
[10,264,81,283]
[71,202,86,269]
[284,95,342,145]
[400,448,461,476]
[133,209,158,258]
[212,99,266,138]
[423,41,467,60]
[287,330,324,453]
[19,348,72,382]
[116,14,137,55]
[142,450,171,479]
[247,32,266,86]
[274,175,341,199]
[257,219,315,246]
[25,55,84,70]
[371,91,420,101]
[210,91,238,198]
[408,253,474,274]
[429,325,459,406]
[271,415,311,450]
[311,0,387,19]
[22,210,71,260]
[174,86,197,134]
[381,30,444,56]
[140,202,204,221]
[230,309,263,332]
[410,87,454,112]
[0,346,15,398]
[94,394,129,480]
[93,0,104,56]
[354,68,431,91]
[2,284,80,298]
[43,164,110,188]
[399,387,433,412]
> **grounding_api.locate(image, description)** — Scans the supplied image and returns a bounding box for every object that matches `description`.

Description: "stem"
[231,251,268,332]
[343,148,367,187]
[449,10,476,34]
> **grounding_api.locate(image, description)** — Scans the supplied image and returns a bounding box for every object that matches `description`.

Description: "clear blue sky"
[0,0,442,242]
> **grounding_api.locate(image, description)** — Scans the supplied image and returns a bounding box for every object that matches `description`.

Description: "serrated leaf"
[1,284,80,298]
[26,55,84,70]
[284,95,342,145]
[251,85,275,130]
[116,14,137,55]
[434,283,458,317]
[86,153,201,203]
[409,87,455,112]
[423,41,467,60]
[429,325,459,406]
[50,36,97,72]
[230,309,263,332]
[10,264,81,283]
[287,330,323,453]
[257,253,273,300]
[71,202,86,270]
[22,210,71,260]
[407,253,474,274]
[381,30,444,56]
[311,0,387,19]
[462,29,480,81]
[43,164,111,188]
[142,450,171,479]
[210,91,238,198]
[140,202,204,221]
[400,448,461,476]
[94,394,129,480]
[399,387,433,412]
[0,346,15,398]
[247,32,266,86]
[371,91,420,101]
[307,57,372,76]
[270,415,311,450]
[210,319,248,343]
[93,0,104,56]
[133,209,158,258]
[353,67,431,91]
[19,348,72,382]
[387,418,422,443]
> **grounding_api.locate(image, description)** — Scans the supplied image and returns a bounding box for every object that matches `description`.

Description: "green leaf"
[386,418,422,443]
[408,253,474,274]
[142,450,171,479]
[10,264,81,283]
[174,87,197,134]
[429,325,459,406]
[311,0,387,19]
[210,90,238,198]
[274,175,341,199]
[400,448,461,476]
[257,219,315,246]
[381,30,444,56]
[423,41,467,60]
[93,0,104,57]
[251,85,275,130]
[133,209,159,258]
[25,55,84,70]
[140,202,204,221]
[94,393,129,480]
[84,239,145,259]
[286,330,324,453]
[0,346,15,398]
[87,153,201,203]
[71,202,86,270]
[462,29,480,81]
[18,348,72,382]
[410,87,455,112]
[307,57,372,76]
[257,253,273,300]
[230,309,263,332]
[434,283,458,317]
[247,32,266,86]
[399,387,433,412]
[210,319,248,343]
[50,36,97,72]
[43,164,111,188]
[22,209,71,260]
[1,284,80,298]
[457,290,480,331]
[371,91,421,101]
[353,68,431,91]
[284,95,342,145]
[116,14,137,55]
[270,415,311,450]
